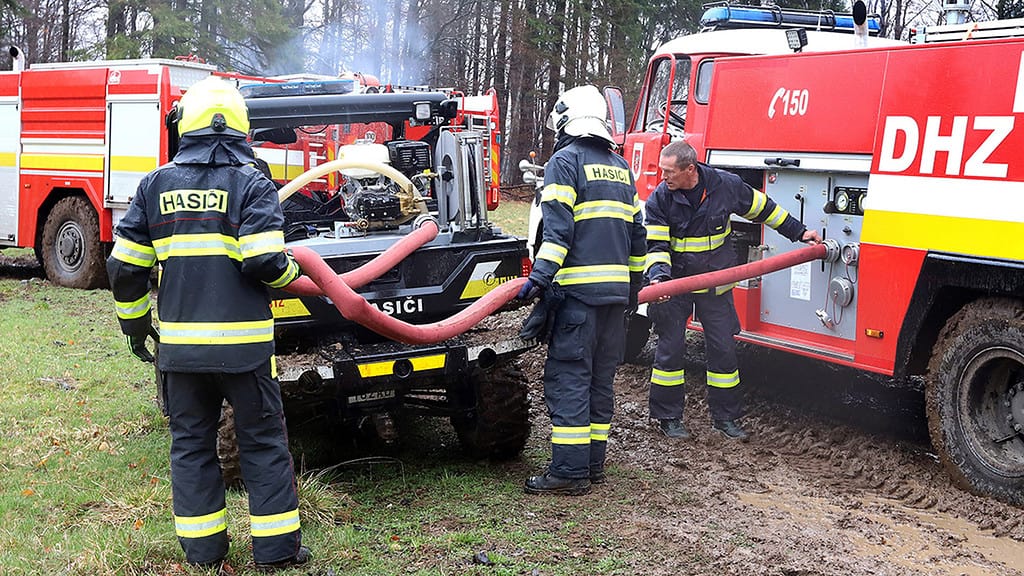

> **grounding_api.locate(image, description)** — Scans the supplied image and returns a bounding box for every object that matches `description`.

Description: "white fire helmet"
[546,85,614,143]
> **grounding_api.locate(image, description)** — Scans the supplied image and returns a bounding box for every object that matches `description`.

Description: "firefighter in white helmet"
[107,76,310,570]
[516,85,647,494]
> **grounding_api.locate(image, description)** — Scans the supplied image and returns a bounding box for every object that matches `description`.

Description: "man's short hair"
[661,141,697,169]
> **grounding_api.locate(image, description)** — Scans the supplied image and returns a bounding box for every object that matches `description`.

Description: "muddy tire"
[451,361,530,459]
[926,297,1024,505]
[41,196,108,289]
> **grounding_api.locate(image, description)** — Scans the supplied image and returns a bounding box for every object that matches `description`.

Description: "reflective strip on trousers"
[651,367,684,387]
[590,422,610,442]
[250,508,301,538]
[175,508,227,539]
[552,425,591,445]
[707,369,739,389]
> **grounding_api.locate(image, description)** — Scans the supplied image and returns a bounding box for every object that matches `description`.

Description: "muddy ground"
[7,248,1022,575]
[508,311,1024,576]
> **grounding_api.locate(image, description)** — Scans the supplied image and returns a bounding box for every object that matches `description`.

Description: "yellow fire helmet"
[177,76,250,138]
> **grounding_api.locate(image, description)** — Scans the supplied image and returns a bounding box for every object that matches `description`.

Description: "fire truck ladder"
[699,2,881,35]
[914,18,1024,43]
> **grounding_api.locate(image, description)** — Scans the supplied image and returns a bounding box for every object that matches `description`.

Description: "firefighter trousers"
[543,296,626,479]
[163,358,302,565]
[648,290,742,423]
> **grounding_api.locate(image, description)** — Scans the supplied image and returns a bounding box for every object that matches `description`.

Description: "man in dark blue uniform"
[645,141,821,441]
[517,85,648,495]
[108,76,309,570]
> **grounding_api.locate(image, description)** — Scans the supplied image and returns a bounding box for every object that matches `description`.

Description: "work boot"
[713,419,749,442]
[658,418,691,439]
[524,472,591,496]
[590,465,606,485]
[255,546,311,572]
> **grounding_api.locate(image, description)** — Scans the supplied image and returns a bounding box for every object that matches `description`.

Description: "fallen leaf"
[133,519,144,530]
[22,488,34,496]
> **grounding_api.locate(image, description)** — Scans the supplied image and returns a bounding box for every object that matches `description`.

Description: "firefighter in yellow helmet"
[107,76,309,570]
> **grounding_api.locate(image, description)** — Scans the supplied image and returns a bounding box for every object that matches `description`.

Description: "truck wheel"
[217,402,244,489]
[41,196,108,289]
[451,362,530,459]
[926,297,1024,505]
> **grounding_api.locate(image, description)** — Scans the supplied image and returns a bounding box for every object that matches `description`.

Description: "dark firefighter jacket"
[107,134,300,373]
[645,163,806,293]
[529,137,647,306]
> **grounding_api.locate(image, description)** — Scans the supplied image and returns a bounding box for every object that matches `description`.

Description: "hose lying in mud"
[285,218,440,296]
[286,240,827,345]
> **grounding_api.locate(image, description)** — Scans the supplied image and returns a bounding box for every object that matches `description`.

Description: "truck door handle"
[764,157,801,167]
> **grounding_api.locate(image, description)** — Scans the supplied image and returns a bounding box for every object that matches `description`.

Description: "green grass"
[0,277,642,575]
[489,199,531,237]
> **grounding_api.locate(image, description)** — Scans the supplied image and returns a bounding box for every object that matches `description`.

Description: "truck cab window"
[641,56,690,137]
[695,59,714,104]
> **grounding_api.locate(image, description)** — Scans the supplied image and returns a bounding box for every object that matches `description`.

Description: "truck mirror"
[603,86,626,146]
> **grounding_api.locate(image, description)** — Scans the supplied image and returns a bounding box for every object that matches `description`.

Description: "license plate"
[348,390,397,404]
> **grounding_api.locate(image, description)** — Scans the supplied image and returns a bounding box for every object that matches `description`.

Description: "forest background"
[2,0,1023,184]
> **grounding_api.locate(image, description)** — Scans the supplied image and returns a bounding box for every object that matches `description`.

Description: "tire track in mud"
[517,330,1024,575]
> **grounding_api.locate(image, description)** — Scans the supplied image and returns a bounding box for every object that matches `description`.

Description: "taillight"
[487,188,500,211]
[520,256,532,277]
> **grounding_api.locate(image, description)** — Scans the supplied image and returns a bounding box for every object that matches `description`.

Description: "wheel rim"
[55,220,85,274]
[957,346,1024,478]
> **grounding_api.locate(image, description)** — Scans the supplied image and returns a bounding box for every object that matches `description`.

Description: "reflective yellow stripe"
[763,205,789,229]
[357,353,447,378]
[647,251,671,270]
[21,153,103,171]
[553,264,629,286]
[862,209,1024,261]
[651,367,685,387]
[541,183,577,207]
[742,190,768,220]
[536,241,568,266]
[551,425,591,445]
[160,319,275,345]
[583,164,630,184]
[250,509,300,538]
[646,224,670,242]
[114,293,152,320]
[590,422,610,442]
[175,508,227,539]
[240,230,286,259]
[629,255,646,272]
[707,369,739,389]
[573,200,634,222]
[271,355,277,378]
[152,233,241,261]
[266,259,300,288]
[111,236,157,268]
[110,155,158,173]
[670,223,731,253]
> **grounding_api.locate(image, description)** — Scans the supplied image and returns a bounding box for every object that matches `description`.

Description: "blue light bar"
[700,4,882,35]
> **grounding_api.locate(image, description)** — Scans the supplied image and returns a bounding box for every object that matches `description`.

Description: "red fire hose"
[290,245,526,345]
[285,219,440,296]
[286,241,827,345]
[638,242,828,303]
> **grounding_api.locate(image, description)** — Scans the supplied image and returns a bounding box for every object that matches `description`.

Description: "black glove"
[127,325,159,363]
[516,278,543,302]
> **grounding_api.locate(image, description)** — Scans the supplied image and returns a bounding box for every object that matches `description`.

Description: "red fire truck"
[0,54,501,288]
[525,3,1024,504]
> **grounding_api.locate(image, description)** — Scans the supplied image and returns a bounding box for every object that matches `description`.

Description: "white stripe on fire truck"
[866,174,1024,222]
